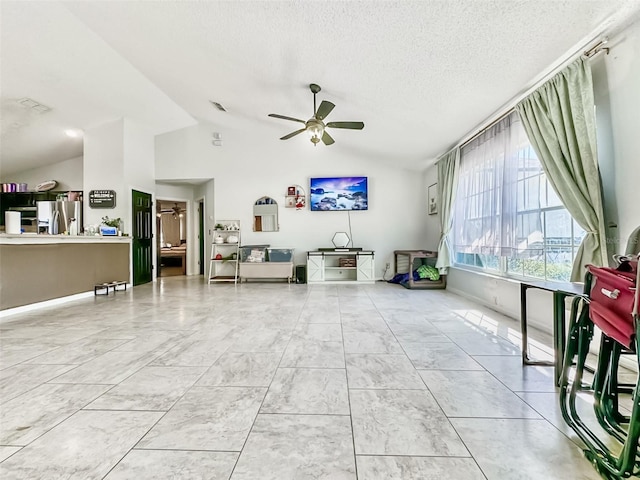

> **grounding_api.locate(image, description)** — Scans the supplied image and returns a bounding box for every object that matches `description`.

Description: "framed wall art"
[428,183,438,215]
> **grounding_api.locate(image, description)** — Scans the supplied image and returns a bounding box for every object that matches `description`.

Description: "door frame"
[156,196,192,276]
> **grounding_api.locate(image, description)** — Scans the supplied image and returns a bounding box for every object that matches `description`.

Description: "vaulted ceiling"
[2,0,639,176]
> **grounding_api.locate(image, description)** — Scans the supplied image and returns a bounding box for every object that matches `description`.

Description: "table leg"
[521,283,554,368]
[521,283,530,363]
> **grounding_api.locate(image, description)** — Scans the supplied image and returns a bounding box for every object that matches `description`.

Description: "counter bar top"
[0,234,132,245]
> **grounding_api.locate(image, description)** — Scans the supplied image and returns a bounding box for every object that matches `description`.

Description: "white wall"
[436,17,640,334]
[599,19,640,249]
[156,124,424,277]
[83,119,125,228]
[1,156,83,191]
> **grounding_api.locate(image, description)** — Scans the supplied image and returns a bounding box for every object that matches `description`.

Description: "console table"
[307,250,375,284]
[520,279,584,385]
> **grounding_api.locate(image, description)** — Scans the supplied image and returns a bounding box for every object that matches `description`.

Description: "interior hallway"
[0,278,621,479]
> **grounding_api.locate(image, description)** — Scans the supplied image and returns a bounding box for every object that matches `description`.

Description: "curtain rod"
[435,36,612,164]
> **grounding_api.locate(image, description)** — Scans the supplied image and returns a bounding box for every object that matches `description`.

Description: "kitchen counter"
[0,235,131,310]
[0,234,131,244]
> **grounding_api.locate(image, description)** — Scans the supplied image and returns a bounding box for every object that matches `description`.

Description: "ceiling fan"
[160,203,185,218]
[268,83,364,146]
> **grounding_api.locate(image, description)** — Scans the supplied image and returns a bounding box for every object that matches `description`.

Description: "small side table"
[520,279,584,385]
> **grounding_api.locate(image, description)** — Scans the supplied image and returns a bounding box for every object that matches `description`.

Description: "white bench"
[239,262,294,283]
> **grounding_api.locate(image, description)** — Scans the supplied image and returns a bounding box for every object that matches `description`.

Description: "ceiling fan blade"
[315,101,335,120]
[321,131,335,146]
[268,113,306,124]
[280,128,306,140]
[326,121,364,130]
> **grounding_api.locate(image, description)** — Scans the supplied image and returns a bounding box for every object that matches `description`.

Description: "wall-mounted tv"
[309,177,368,211]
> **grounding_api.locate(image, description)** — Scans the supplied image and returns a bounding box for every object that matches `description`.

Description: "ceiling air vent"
[17,97,51,113]
[209,100,227,112]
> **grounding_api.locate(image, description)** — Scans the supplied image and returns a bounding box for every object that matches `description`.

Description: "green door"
[199,201,204,275]
[132,189,153,286]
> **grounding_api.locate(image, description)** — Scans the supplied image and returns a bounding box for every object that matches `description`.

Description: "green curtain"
[516,57,607,281]
[435,148,460,274]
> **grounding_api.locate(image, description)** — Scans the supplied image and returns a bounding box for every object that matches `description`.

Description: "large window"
[452,112,583,282]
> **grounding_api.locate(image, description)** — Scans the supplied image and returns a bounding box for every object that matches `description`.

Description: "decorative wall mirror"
[253,196,278,232]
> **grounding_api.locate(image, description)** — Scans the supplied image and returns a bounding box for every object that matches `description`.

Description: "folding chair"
[559,255,639,479]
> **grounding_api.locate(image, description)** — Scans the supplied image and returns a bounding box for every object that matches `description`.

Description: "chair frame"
[559,265,640,480]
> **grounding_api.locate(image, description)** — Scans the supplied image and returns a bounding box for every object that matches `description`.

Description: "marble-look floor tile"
[419,370,541,418]
[451,418,602,480]
[280,338,345,368]
[298,309,341,324]
[51,350,156,384]
[0,363,76,402]
[0,410,162,480]
[261,368,349,415]
[197,352,281,387]
[350,389,468,456]
[403,342,484,370]
[85,366,206,411]
[104,450,238,479]
[1,383,111,445]
[291,323,343,341]
[228,327,291,352]
[0,325,67,339]
[430,318,484,334]
[386,321,444,343]
[0,339,63,368]
[346,354,425,389]
[356,455,486,480]
[343,331,403,354]
[231,414,356,480]
[137,386,266,451]
[150,335,229,367]
[340,316,389,333]
[0,447,21,463]
[36,326,109,345]
[516,391,619,449]
[26,338,129,365]
[113,330,189,354]
[473,355,556,392]
[447,332,520,356]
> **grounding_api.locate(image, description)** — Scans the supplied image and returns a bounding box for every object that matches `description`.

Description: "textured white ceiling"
[2,0,639,175]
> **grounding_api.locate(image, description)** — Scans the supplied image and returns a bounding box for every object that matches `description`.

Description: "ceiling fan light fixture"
[306,120,324,146]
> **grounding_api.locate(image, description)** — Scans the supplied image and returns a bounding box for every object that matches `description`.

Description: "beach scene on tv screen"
[310,177,368,211]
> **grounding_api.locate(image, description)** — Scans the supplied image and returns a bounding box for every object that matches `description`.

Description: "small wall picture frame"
[287,186,296,196]
[285,196,296,208]
[428,183,438,215]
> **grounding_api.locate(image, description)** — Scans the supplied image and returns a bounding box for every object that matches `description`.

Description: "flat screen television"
[309,176,368,211]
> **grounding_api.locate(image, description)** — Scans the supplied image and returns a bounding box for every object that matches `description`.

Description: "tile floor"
[0,277,629,479]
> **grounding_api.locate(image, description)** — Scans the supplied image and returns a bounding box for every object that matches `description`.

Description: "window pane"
[546,250,572,281]
[479,254,499,271]
[507,257,524,276]
[546,178,563,207]
[545,209,572,244]
[523,257,545,279]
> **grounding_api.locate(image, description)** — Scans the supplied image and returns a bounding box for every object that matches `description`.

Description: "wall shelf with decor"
[208,220,240,284]
[285,184,305,209]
